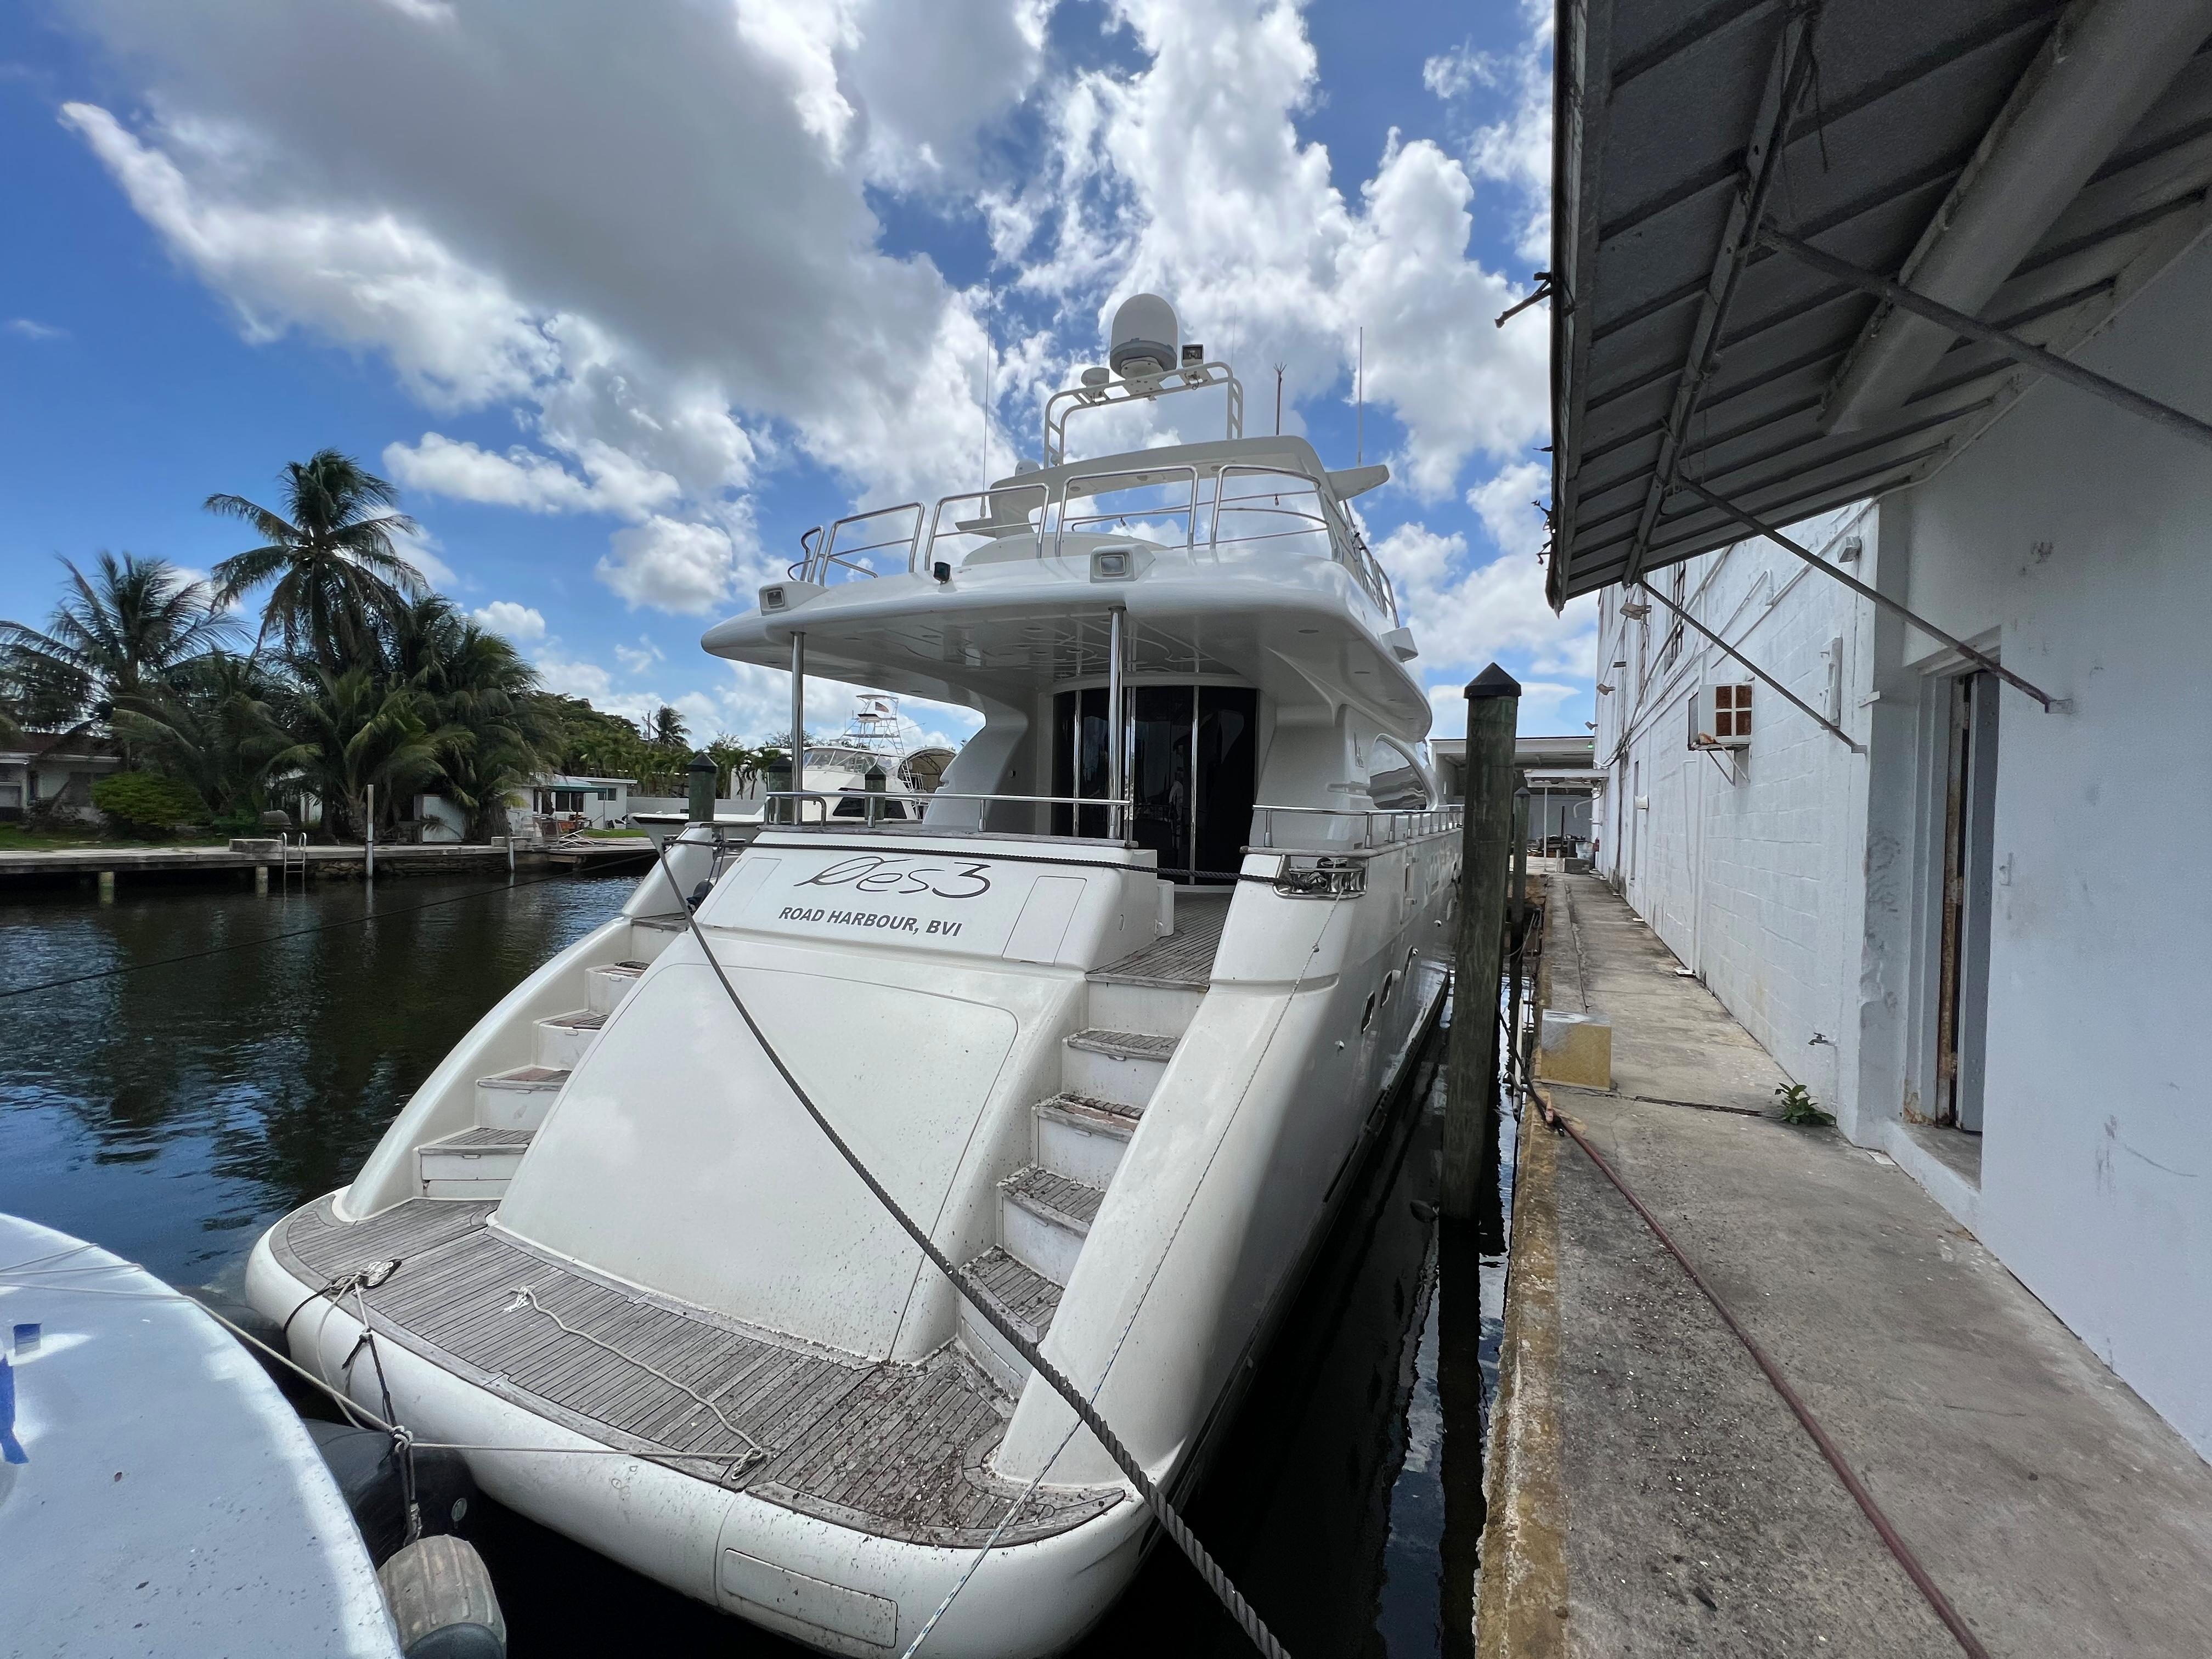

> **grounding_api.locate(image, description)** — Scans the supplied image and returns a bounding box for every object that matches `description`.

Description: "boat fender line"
[650,842,1295,1659]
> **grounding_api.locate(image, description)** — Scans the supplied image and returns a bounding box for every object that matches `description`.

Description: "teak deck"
[273,1197,1122,1546]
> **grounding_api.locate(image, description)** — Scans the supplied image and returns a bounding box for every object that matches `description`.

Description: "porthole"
[1361,992,1376,1031]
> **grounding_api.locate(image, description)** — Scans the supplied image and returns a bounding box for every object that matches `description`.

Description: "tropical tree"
[278,667,464,842]
[0,553,238,755]
[385,595,561,837]
[647,704,689,750]
[205,450,425,672]
[110,652,296,822]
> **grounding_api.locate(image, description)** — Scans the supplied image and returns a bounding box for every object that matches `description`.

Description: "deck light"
[933,561,952,584]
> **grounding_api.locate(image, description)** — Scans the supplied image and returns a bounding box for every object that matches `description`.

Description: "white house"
[0,735,122,823]
[1553,1,2212,1458]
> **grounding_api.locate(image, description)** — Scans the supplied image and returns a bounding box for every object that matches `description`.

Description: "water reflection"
[0,872,636,1285]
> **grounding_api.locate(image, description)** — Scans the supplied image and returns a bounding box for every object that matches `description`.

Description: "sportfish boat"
[631,692,951,847]
[246,296,1462,1656]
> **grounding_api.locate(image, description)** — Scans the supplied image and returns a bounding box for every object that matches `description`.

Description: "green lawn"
[0,824,230,852]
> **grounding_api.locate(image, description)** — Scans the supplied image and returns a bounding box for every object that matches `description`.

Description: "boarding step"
[999,1165,1103,1286]
[533,1009,606,1069]
[586,960,648,1015]
[417,1126,535,1199]
[955,1246,1064,1396]
[628,915,687,962]
[473,1064,569,1131]
[1035,1091,1143,1189]
[1085,978,1205,1040]
[1060,1028,1177,1110]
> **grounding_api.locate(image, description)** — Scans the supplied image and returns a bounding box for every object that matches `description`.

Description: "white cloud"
[393,526,459,590]
[6,318,68,342]
[471,600,546,643]
[613,637,665,675]
[596,515,741,615]
[995,0,1548,499]
[1375,515,1595,688]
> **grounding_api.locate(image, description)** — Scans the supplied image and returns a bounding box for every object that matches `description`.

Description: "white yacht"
[633,692,950,844]
[247,297,1462,1657]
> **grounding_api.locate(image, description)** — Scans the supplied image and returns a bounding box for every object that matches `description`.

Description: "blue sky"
[0,0,1594,750]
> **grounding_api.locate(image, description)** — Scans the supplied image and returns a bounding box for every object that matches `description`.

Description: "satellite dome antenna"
[1109,294,1178,380]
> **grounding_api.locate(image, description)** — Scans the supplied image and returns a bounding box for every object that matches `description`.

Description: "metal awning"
[1547,0,2212,607]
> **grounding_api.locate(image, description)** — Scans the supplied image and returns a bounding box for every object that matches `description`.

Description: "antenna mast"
[1274,365,1285,436]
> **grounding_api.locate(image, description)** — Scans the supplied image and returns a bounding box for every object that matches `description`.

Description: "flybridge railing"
[788,462,1399,623]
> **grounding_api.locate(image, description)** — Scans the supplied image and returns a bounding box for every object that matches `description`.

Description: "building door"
[1934,670,2000,1131]
[1051,685,1255,883]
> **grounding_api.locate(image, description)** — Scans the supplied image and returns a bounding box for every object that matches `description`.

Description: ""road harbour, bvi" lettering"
[775,906,964,937]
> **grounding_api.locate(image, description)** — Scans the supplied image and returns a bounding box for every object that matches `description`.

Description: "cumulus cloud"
[995,0,1548,499]
[1375,516,1595,690]
[471,600,546,644]
[597,516,743,616]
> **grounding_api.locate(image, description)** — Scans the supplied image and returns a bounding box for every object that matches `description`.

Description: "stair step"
[629,916,685,962]
[534,1009,606,1069]
[473,1064,569,1131]
[956,1247,1063,1395]
[1036,1092,1142,1188]
[586,960,648,1015]
[999,1165,1102,1286]
[1087,978,1205,1040]
[418,1125,535,1199]
[1065,1028,1178,1062]
[1061,1028,1176,1110]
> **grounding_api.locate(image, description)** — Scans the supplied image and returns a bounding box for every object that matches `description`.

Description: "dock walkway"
[1480,873,2212,1657]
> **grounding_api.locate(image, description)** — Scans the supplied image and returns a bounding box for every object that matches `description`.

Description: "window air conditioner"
[1690,683,1753,749]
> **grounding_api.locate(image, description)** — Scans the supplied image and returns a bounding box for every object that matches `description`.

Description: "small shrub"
[92,771,209,837]
[1774,1081,1835,1127]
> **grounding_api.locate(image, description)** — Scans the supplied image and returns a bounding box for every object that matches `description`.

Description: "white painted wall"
[1591,503,1877,1120]
[1865,238,2212,1459]
[1589,237,2212,1461]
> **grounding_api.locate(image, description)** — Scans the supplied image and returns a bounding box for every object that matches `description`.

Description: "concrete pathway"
[1480,874,2212,1657]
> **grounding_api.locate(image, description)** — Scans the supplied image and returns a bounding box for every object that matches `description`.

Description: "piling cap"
[686,750,716,775]
[1465,662,1522,701]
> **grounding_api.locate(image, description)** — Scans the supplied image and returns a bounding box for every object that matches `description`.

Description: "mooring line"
[649,839,1294,1659]
[1537,1098,1991,1659]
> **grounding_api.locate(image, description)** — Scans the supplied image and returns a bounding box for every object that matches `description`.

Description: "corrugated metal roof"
[1547,1,2212,605]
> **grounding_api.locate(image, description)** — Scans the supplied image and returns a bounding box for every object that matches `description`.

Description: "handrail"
[1251,802,1462,850]
[803,503,923,584]
[1043,360,1244,466]
[1053,466,1200,556]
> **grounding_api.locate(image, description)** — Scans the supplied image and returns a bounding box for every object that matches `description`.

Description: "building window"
[1661,565,1686,670]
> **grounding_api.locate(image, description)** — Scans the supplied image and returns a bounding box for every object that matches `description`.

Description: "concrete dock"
[1480,874,2212,1656]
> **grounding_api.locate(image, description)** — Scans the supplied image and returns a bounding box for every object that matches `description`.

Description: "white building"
[1554,2,2212,1458]
[526,774,634,829]
[0,735,122,823]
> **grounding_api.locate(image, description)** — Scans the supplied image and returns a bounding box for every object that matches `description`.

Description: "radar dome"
[1109,294,1178,379]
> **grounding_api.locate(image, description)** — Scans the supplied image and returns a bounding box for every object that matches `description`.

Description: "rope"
[501,1286,766,1470]
[648,840,1294,1659]
[0,851,654,1000]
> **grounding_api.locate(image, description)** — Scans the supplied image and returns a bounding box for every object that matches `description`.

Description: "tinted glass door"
[1052,685,1256,883]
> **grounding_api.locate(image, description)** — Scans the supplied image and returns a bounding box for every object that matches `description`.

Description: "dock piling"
[255,865,268,896]
[1443,663,1520,1222]
[98,869,116,904]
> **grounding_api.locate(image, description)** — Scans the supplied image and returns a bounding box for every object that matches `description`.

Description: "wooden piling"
[1443,663,1520,1221]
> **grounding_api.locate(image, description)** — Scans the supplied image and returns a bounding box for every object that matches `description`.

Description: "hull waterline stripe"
[650,840,1294,1659]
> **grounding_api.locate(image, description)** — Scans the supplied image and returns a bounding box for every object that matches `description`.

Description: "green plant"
[1774,1081,1834,1127]
[93,770,210,836]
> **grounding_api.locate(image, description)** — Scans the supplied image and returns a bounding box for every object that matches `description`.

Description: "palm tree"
[0,552,238,754]
[205,450,425,672]
[110,652,295,821]
[648,704,689,750]
[386,594,561,838]
[279,667,462,842]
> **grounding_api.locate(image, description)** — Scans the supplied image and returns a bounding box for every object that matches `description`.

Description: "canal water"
[0,870,1514,1657]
